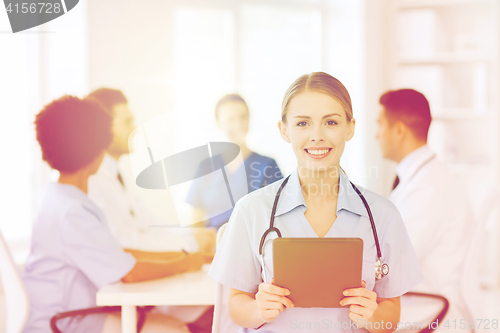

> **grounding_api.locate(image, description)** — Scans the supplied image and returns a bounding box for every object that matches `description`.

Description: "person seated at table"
[22,95,204,333]
[86,88,214,254]
[86,88,214,333]
[186,94,283,229]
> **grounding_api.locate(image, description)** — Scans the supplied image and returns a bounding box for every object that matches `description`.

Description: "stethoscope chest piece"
[375,258,389,280]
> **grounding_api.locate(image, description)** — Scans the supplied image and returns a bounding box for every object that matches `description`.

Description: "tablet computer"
[273,237,363,308]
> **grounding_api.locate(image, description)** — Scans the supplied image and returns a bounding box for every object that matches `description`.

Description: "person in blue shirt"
[22,96,205,333]
[208,73,423,332]
[186,94,282,229]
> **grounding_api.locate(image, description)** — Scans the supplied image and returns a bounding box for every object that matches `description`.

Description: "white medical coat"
[88,154,198,252]
[390,145,475,331]
[88,154,207,323]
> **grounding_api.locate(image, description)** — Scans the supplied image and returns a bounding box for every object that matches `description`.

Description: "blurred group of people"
[21,88,284,332]
[21,75,475,332]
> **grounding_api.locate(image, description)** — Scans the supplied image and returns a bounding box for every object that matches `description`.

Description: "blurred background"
[1,0,500,327]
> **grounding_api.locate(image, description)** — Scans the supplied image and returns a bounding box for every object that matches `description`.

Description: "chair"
[212,223,241,333]
[398,292,449,333]
[0,229,147,333]
[0,230,29,333]
[50,306,148,333]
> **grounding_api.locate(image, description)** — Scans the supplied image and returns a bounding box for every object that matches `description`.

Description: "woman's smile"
[304,147,332,159]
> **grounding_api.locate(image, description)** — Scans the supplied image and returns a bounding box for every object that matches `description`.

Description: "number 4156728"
[5,3,62,14]
[442,319,498,330]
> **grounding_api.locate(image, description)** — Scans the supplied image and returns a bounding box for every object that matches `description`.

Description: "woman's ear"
[346,118,356,142]
[278,120,291,143]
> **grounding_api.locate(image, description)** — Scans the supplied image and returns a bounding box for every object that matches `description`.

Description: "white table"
[96,264,216,333]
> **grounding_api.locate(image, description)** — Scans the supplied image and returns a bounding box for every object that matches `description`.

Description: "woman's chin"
[298,161,339,174]
[227,138,246,147]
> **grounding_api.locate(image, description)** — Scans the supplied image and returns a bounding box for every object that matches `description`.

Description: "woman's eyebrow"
[293,113,341,119]
[323,113,342,118]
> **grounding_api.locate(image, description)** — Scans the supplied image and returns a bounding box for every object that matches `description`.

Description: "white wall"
[363,0,395,196]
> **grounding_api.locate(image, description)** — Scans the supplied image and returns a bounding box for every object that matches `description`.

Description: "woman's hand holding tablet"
[255,279,294,322]
[255,278,379,326]
[340,280,378,328]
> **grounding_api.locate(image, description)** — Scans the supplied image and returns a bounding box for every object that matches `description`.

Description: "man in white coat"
[86,88,214,333]
[376,89,475,331]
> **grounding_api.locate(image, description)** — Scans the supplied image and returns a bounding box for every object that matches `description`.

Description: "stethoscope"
[258,174,390,283]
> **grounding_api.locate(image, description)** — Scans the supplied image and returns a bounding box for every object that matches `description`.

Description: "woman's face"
[217,101,249,146]
[279,91,355,173]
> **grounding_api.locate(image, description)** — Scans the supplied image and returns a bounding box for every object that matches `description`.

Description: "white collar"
[100,153,120,177]
[274,167,368,218]
[396,145,436,183]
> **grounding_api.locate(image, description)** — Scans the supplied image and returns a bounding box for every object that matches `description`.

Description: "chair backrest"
[0,231,30,333]
[461,186,500,321]
[212,223,241,333]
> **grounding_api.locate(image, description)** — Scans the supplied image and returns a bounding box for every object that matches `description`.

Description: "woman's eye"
[297,121,307,127]
[326,120,337,126]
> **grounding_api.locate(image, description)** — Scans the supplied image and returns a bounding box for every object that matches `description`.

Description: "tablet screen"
[273,237,363,308]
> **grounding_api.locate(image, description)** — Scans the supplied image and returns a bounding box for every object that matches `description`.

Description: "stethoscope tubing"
[258,173,388,281]
[349,182,382,259]
[258,176,289,256]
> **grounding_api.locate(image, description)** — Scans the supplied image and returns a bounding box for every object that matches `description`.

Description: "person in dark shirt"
[186,94,283,229]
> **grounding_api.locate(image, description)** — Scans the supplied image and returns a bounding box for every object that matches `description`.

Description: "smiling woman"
[277,73,356,180]
[279,91,354,172]
[208,72,423,333]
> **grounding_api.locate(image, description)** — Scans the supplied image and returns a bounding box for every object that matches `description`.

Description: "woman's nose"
[310,125,325,142]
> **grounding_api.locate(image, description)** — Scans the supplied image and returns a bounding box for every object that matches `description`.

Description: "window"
[0,2,88,262]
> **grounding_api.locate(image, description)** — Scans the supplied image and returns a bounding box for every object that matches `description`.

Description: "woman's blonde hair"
[281,72,353,123]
